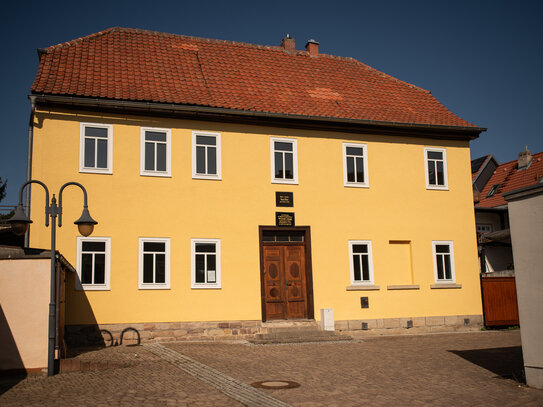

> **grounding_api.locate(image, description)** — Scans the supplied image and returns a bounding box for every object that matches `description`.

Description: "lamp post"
[9,180,97,376]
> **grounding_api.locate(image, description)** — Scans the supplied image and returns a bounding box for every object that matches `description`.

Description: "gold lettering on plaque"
[277,213,293,226]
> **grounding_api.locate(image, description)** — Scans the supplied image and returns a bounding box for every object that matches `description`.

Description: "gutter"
[25,95,36,248]
[32,94,486,140]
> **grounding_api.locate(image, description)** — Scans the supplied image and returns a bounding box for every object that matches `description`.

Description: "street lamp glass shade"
[8,205,32,236]
[77,223,94,237]
[74,207,98,237]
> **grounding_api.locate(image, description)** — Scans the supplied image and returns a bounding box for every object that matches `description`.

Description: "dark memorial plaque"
[276,212,295,227]
[276,192,294,207]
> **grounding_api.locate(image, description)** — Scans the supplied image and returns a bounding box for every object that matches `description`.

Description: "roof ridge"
[495,151,543,169]
[349,58,431,94]
[43,26,306,54]
[44,27,121,51]
[42,26,432,95]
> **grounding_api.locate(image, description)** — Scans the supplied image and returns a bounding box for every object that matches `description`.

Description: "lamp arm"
[18,180,50,227]
[58,182,89,227]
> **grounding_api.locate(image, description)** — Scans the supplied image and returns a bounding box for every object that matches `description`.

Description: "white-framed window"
[271,137,298,184]
[192,131,221,180]
[141,127,171,176]
[138,238,170,289]
[424,147,448,190]
[432,241,456,283]
[348,240,374,285]
[343,143,369,187]
[191,239,221,289]
[76,237,111,291]
[79,123,113,174]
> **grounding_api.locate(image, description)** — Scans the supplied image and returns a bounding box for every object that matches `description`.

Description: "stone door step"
[251,324,352,344]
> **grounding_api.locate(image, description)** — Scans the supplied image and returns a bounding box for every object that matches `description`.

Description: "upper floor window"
[191,239,221,289]
[348,240,374,285]
[138,238,170,289]
[424,147,448,190]
[432,241,455,283]
[271,137,298,184]
[80,123,113,174]
[192,131,221,180]
[141,127,171,177]
[343,143,369,187]
[76,237,111,291]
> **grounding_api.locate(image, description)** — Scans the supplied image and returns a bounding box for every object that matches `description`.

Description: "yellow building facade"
[27,28,484,342]
[28,108,481,328]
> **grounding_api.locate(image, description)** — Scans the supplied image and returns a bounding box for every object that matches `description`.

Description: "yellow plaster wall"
[29,109,482,324]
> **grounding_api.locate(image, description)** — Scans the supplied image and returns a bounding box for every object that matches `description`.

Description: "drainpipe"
[55,256,61,371]
[25,95,36,247]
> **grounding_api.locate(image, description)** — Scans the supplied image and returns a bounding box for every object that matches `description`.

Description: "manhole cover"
[251,380,300,390]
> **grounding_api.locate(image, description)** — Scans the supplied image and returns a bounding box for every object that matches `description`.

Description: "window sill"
[77,286,110,291]
[141,172,172,178]
[344,183,369,188]
[430,283,462,289]
[426,185,449,191]
[346,284,380,291]
[192,174,222,181]
[387,284,420,290]
[271,179,298,185]
[79,168,113,175]
[138,285,171,290]
[191,285,222,290]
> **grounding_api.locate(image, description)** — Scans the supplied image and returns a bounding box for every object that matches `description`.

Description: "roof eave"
[31,94,486,140]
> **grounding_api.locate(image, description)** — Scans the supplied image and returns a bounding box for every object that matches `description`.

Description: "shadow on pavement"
[450,346,525,383]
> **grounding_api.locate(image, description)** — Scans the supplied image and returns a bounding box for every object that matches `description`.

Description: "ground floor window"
[191,238,221,288]
[139,238,170,289]
[432,241,455,283]
[348,240,374,285]
[76,237,110,290]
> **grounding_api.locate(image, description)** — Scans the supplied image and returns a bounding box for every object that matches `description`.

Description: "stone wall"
[334,314,483,336]
[65,314,483,347]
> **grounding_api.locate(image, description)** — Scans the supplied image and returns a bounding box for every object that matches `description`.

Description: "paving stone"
[146,343,290,407]
[2,330,542,407]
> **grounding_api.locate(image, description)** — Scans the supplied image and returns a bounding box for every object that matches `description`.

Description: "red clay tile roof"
[477,151,543,208]
[31,27,479,129]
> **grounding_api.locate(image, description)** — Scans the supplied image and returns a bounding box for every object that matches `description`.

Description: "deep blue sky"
[1,0,542,205]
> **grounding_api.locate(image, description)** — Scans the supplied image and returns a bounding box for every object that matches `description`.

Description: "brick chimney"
[281,34,295,51]
[305,39,319,56]
[518,146,533,170]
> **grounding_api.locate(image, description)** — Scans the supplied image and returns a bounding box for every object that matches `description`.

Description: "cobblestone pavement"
[0,346,240,406]
[146,343,290,407]
[1,330,542,406]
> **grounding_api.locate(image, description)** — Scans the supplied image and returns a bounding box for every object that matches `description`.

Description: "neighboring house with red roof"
[24,27,486,348]
[472,148,543,273]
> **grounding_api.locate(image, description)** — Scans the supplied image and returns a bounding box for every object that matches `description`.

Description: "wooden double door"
[261,244,309,320]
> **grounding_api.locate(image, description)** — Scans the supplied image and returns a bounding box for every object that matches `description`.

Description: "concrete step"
[264,326,327,334]
[250,323,353,344]
[251,333,352,345]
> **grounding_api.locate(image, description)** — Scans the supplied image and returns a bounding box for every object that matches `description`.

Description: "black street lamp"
[8,180,97,376]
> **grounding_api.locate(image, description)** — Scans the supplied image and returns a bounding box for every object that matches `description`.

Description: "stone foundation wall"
[335,314,483,335]
[65,314,483,347]
[65,320,264,348]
